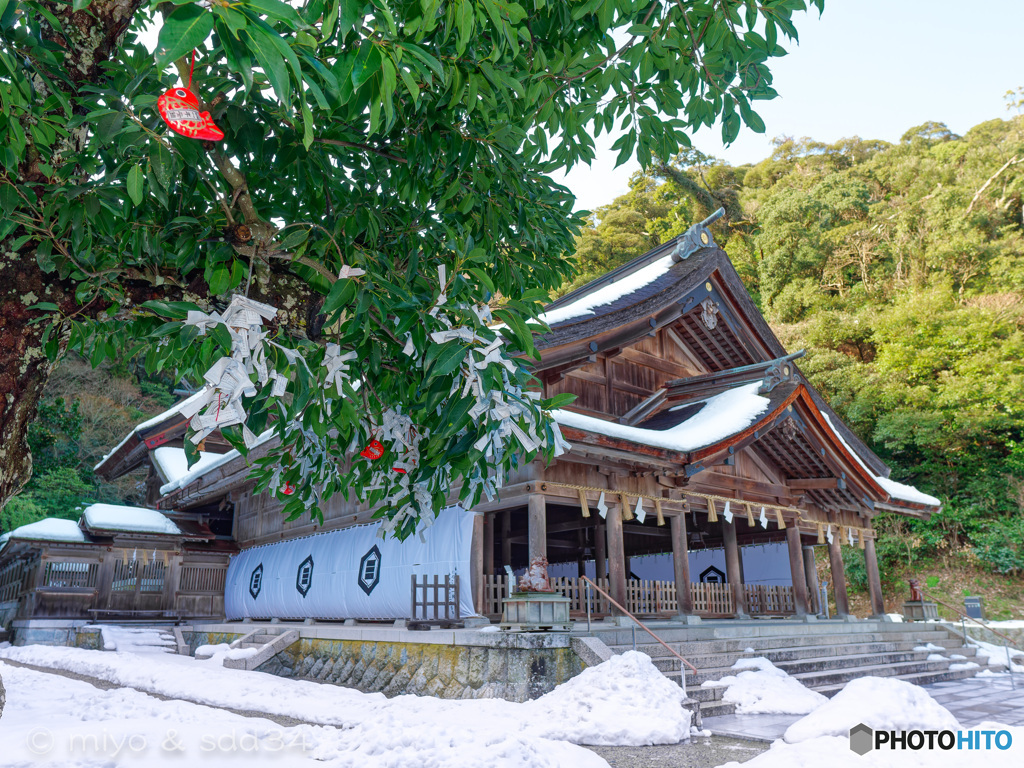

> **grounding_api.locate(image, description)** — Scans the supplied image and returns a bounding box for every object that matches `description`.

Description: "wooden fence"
[481,575,794,618]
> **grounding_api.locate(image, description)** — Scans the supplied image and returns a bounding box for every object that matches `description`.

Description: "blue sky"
[556,0,1024,212]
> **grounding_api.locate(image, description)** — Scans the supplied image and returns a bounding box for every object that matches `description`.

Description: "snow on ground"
[783,677,960,742]
[700,657,826,715]
[0,645,687,767]
[96,626,176,654]
[913,643,945,652]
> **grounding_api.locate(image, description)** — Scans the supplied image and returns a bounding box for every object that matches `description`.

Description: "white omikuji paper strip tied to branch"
[224,506,477,620]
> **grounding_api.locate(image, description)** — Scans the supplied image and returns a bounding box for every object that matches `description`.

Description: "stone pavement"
[703,674,1024,743]
[925,675,1024,727]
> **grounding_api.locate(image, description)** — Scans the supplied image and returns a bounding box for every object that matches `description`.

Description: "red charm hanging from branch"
[360,439,384,460]
[157,50,224,142]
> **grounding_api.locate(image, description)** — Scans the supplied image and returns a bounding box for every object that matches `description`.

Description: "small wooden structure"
[81,213,942,624]
[0,505,234,626]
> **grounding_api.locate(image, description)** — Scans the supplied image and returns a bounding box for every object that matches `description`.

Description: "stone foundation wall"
[11,622,102,650]
[184,630,584,702]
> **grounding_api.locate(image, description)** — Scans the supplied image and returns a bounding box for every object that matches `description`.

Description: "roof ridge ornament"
[672,207,725,263]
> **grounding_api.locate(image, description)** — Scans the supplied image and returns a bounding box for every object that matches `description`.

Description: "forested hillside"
[566,115,1024,583]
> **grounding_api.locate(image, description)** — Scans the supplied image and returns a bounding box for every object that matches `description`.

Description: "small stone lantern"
[500,557,572,631]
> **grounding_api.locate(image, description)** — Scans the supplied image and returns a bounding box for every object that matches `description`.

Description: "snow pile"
[783,677,959,742]
[528,651,690,745]
[926,653,946,661]
[949,661,979,671]
[82,503,181,535]
[554,382,769,453]
[195,643,259,664]
[913,643,944,652]
[701,657,826,715]
[0,518,87,547]
[97,626,176,654]
[540,254,676,325]
[966,636,1024,672]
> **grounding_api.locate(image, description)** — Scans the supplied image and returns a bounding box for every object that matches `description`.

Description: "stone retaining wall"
[184,629,584,702]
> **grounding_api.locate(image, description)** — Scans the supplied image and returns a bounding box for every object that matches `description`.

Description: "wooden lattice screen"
[410,574,461,621]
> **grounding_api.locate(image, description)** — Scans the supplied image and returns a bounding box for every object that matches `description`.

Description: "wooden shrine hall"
[476,211,941,620]
[76,211,941,625]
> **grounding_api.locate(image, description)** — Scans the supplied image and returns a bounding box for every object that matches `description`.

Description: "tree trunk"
[0,1,145,510]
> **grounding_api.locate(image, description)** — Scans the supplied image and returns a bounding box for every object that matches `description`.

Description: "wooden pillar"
[500,510,512,567]
[594,521,606,579]
[802,545,820,614]
[670,513,694,616]
[95,550,117,610]
[606,503,627,610]
[161,550,181,613]
[471,514,485,614]
[786,525,809,616]
[864,536,886,618]
[721,520,747,617]
[483,514,495,577]
[828,534,850,617]
[527,495,546,561]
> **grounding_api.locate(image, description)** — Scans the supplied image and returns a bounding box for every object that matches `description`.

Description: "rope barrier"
[534,480,876,541]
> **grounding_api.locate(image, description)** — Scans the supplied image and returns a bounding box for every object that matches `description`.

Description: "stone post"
[527,495,547,561]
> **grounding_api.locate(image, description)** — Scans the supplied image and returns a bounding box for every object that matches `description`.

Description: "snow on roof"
[159,429,276,497]
[821,414,940,507]
[152,447,222,486]
[553,382,770,453]
[81,504,181,535]
[540,254,676,326]
[0,518,88,546]
[93,390,206,471]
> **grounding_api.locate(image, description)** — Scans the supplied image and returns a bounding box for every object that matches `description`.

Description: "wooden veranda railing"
[482,575,796,618]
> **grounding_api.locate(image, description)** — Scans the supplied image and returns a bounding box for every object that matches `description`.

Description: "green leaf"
[155,5,214,68]
[351,41,381,87]
[126,164,145,206]
[243,0,301,26]
[247,27,291,107]
[72,0,92,11]
[738,99,766,133]
[208,264,231,295]
[427,343,468,377]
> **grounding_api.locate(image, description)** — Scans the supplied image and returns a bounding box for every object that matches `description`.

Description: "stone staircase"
[593,619,996,717]
[195,627,300,671]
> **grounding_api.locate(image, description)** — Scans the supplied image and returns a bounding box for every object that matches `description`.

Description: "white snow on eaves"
[822,414,940,507]
[93,390,206,470]
[0,518,88,546]
[541,254,676,325]
[553,382,770,453]
[152,446,222,485]
[82,503,181,535]
[159,429,276,497]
